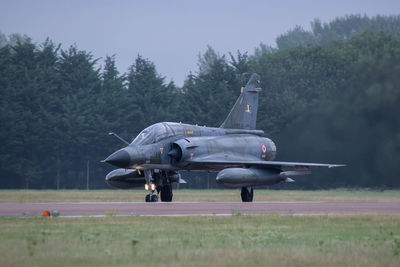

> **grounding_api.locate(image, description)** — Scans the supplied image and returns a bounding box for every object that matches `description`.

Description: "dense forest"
[0,14,399,189]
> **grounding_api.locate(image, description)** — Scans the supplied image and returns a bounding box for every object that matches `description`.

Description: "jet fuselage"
[105,122,276,172]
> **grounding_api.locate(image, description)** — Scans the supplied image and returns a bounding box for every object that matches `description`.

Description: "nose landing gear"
[145,183,158,202]
[145,191,158,202]
[144,170,158,202]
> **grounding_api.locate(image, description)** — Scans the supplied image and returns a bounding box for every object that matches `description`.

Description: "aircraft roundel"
[261,144,267,154]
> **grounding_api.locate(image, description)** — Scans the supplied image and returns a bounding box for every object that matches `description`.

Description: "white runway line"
[59,213,236,218]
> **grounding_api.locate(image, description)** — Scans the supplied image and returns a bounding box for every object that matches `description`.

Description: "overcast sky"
[1,0,400,85]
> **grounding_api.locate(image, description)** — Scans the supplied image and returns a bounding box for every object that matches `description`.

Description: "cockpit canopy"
[130,122,183,145]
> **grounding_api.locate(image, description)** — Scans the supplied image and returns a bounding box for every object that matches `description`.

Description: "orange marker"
[43,210,51,217]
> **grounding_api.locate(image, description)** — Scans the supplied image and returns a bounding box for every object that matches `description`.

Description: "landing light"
[145,184,156,191]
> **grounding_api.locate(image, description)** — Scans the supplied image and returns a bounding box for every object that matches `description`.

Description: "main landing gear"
[160,183,173,202]
[241,186,254,202]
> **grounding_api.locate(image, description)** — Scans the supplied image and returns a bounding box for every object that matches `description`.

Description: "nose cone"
[104,149,131,168]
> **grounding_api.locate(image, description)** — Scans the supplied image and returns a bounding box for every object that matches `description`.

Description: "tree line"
[0,14,399,189]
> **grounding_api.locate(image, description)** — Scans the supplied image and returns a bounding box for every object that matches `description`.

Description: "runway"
[1,201,400,217]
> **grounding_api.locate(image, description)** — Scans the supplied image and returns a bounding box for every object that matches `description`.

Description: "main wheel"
[241,187,254,202]
[160,184,173,202]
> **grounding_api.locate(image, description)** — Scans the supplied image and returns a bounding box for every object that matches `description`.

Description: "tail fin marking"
[220,73,261,130]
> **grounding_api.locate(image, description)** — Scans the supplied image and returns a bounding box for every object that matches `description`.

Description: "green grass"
[1,189,400,203]
[1,215,399,266]
[1,190,399,266]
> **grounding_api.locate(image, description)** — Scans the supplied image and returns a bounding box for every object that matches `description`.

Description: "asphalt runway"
[1,201,400,217]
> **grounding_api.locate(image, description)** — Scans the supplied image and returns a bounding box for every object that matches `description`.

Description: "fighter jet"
[103,73,345,202]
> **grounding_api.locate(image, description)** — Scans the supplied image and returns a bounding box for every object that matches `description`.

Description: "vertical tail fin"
[220,73,261,130]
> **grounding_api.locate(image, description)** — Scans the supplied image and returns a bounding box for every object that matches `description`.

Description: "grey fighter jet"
[103,73,345,202]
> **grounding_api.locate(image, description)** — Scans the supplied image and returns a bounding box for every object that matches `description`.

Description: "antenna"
[108,132,129,145]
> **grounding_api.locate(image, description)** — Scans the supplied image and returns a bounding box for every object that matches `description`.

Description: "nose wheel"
[144,183,158,202]
[145,194,158,202]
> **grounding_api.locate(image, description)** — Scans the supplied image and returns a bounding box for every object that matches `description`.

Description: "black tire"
[160,184,173,202]
[146,194,158,202]
[151,194,158,202]
[241,187,254,202]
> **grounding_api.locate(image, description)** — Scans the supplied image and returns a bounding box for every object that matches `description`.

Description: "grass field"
[1,189,400,203]
[1,214,399,266]
[1,190,400,266]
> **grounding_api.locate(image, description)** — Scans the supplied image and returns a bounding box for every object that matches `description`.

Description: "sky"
[1,0,400,86]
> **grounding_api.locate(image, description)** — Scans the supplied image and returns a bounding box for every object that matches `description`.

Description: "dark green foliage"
[180,47,247,127]
[126,55,178,127]
[0,43,177,188]
[0,14,399,189]
[276,25,317,50]
[277,14,400,50]
[269,32,400,188]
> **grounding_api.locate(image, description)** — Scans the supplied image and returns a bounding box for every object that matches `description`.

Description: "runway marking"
[59,213,234,218]
[11,213,397,219]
